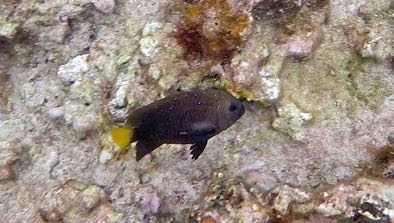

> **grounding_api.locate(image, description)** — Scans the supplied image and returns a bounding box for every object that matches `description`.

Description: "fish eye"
[229,102,238,112]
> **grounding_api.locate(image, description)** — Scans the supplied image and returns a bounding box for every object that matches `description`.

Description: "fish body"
[113,88,245,161]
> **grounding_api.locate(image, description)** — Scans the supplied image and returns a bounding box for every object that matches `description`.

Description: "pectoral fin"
[190,140,208,160]
[136,139,162,161]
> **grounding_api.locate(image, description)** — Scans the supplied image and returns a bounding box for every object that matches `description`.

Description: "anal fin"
[190,140,208,160]
[136,139,162,161]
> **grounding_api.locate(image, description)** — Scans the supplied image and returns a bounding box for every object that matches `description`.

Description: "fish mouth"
[239,103,245,117]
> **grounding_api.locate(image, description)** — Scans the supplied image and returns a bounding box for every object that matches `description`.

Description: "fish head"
[215,96,245,130]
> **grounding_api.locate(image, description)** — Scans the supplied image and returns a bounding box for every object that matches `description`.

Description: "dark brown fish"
[113,88,245,161]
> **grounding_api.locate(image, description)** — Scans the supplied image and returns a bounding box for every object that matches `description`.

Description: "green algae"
[292,202,318,218]
[69,78,94,105]
[357,81,390,109]
[252,128,288,145]
[281,39,390,125]
[272,102,313,141]
[346,57,391,110]
[123,18,139,38]
[106,211,122,223]
[81,185,102,197]
[0,19,20,39]
[281,44,354,120]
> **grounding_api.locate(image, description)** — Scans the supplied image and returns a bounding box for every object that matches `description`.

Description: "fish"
[111,88,245,161]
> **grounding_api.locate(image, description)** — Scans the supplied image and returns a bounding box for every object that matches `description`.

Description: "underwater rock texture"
[0,0,393,222]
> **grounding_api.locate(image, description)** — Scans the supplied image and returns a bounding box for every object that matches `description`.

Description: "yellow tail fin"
[111,128,133,151]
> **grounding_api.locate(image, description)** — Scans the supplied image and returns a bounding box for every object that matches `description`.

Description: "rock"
[200,215,217,223]
[47,209,62,223]
[358,23,392,61]
[251,0,327,22]
[92,0,115,14]
[147,63,162,81]
[0,164,15,182]
[93,164,119,187]
[272,185,311,216]
[19,82,35,101]
[69,78,94,105]
[71,112,98,134]
[356,16,392,61]
[39,180,121,222]
[107,72,135,122]
[388,134,394,145]
[0,113,8,122]
[317,177,394,220]
[56,2,89,19]
[241,169,278,193]
[81,185,104,212]
[47,150,59,178]
[139,36,160,58]
[39,208,62,223]
[99,130,122,165]
[360,37,381,58]
[64,103,84,125]
[358,4,372,20]
[138,22,163,58]
[94,204,122,223]
[230,54,261,87]
[258,62,282,103]
[47,107,65,120]
[98,149,114,165]
[63,101,100,135]
[225,35,281,103]
[0,21,20,39]
[0,36,14,63]
[0,141,21,165]
[107,57,142,122]
[57,54,90,84]
[107,98,129,122]
[109,183,140,209]
[236,203,270,223]
[383,161,394,179]
[142,22,163,37]
[294,214,336,223]
[35,212,48,223]
[135,187,162,220]
[282,30,322,60]
[1,0,393,221]
[61,74,99,135]
[175,0,251,61]
[35,23,71,50]
[272,102,313,141]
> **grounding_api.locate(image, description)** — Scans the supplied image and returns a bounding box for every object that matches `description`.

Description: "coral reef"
[0,0,393,222]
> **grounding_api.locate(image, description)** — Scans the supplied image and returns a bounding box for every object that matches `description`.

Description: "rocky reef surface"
[0,0,393,222]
